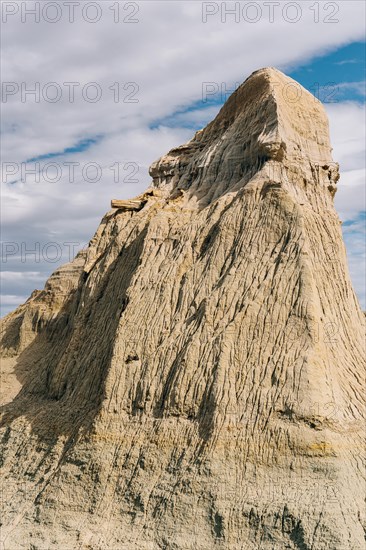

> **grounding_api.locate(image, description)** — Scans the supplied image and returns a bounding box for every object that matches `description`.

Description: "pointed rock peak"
[150,67,338,205]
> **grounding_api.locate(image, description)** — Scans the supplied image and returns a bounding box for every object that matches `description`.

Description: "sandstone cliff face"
[0,68,365,550]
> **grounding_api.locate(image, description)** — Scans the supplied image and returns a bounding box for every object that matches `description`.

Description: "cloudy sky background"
[1,0,365,316]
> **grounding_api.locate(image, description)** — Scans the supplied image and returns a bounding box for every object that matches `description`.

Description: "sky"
[1,1,365,317]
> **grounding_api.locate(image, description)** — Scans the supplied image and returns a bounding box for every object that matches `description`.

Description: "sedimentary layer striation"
[1,68,365,550]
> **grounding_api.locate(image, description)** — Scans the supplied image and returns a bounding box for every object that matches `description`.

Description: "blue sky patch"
[150,41,365,132]
[26,135,104,163]
[286,41,365,103]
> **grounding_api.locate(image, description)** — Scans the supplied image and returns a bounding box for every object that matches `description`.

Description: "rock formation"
[1,68,365,550]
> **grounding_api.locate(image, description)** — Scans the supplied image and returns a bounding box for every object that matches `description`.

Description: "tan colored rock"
[111,199,146,211]
[0,68,365,549]
[111,189,162,211]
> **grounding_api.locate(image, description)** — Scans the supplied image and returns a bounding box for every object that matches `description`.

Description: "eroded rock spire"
[0,68,364,550]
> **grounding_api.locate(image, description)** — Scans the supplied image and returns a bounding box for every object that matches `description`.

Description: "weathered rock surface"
[0,68,365,550]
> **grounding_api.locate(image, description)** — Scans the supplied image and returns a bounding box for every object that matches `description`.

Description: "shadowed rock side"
[0,68,365,550]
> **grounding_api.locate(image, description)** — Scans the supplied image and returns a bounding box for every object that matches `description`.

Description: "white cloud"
[0,272,44,281]
[334,168,365,221]
[336,81,366,98]
[327,101,366,309]
[326,102,366,172]
[335,59,360,66]
[2,1,365,162]
[1,295,28,306]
